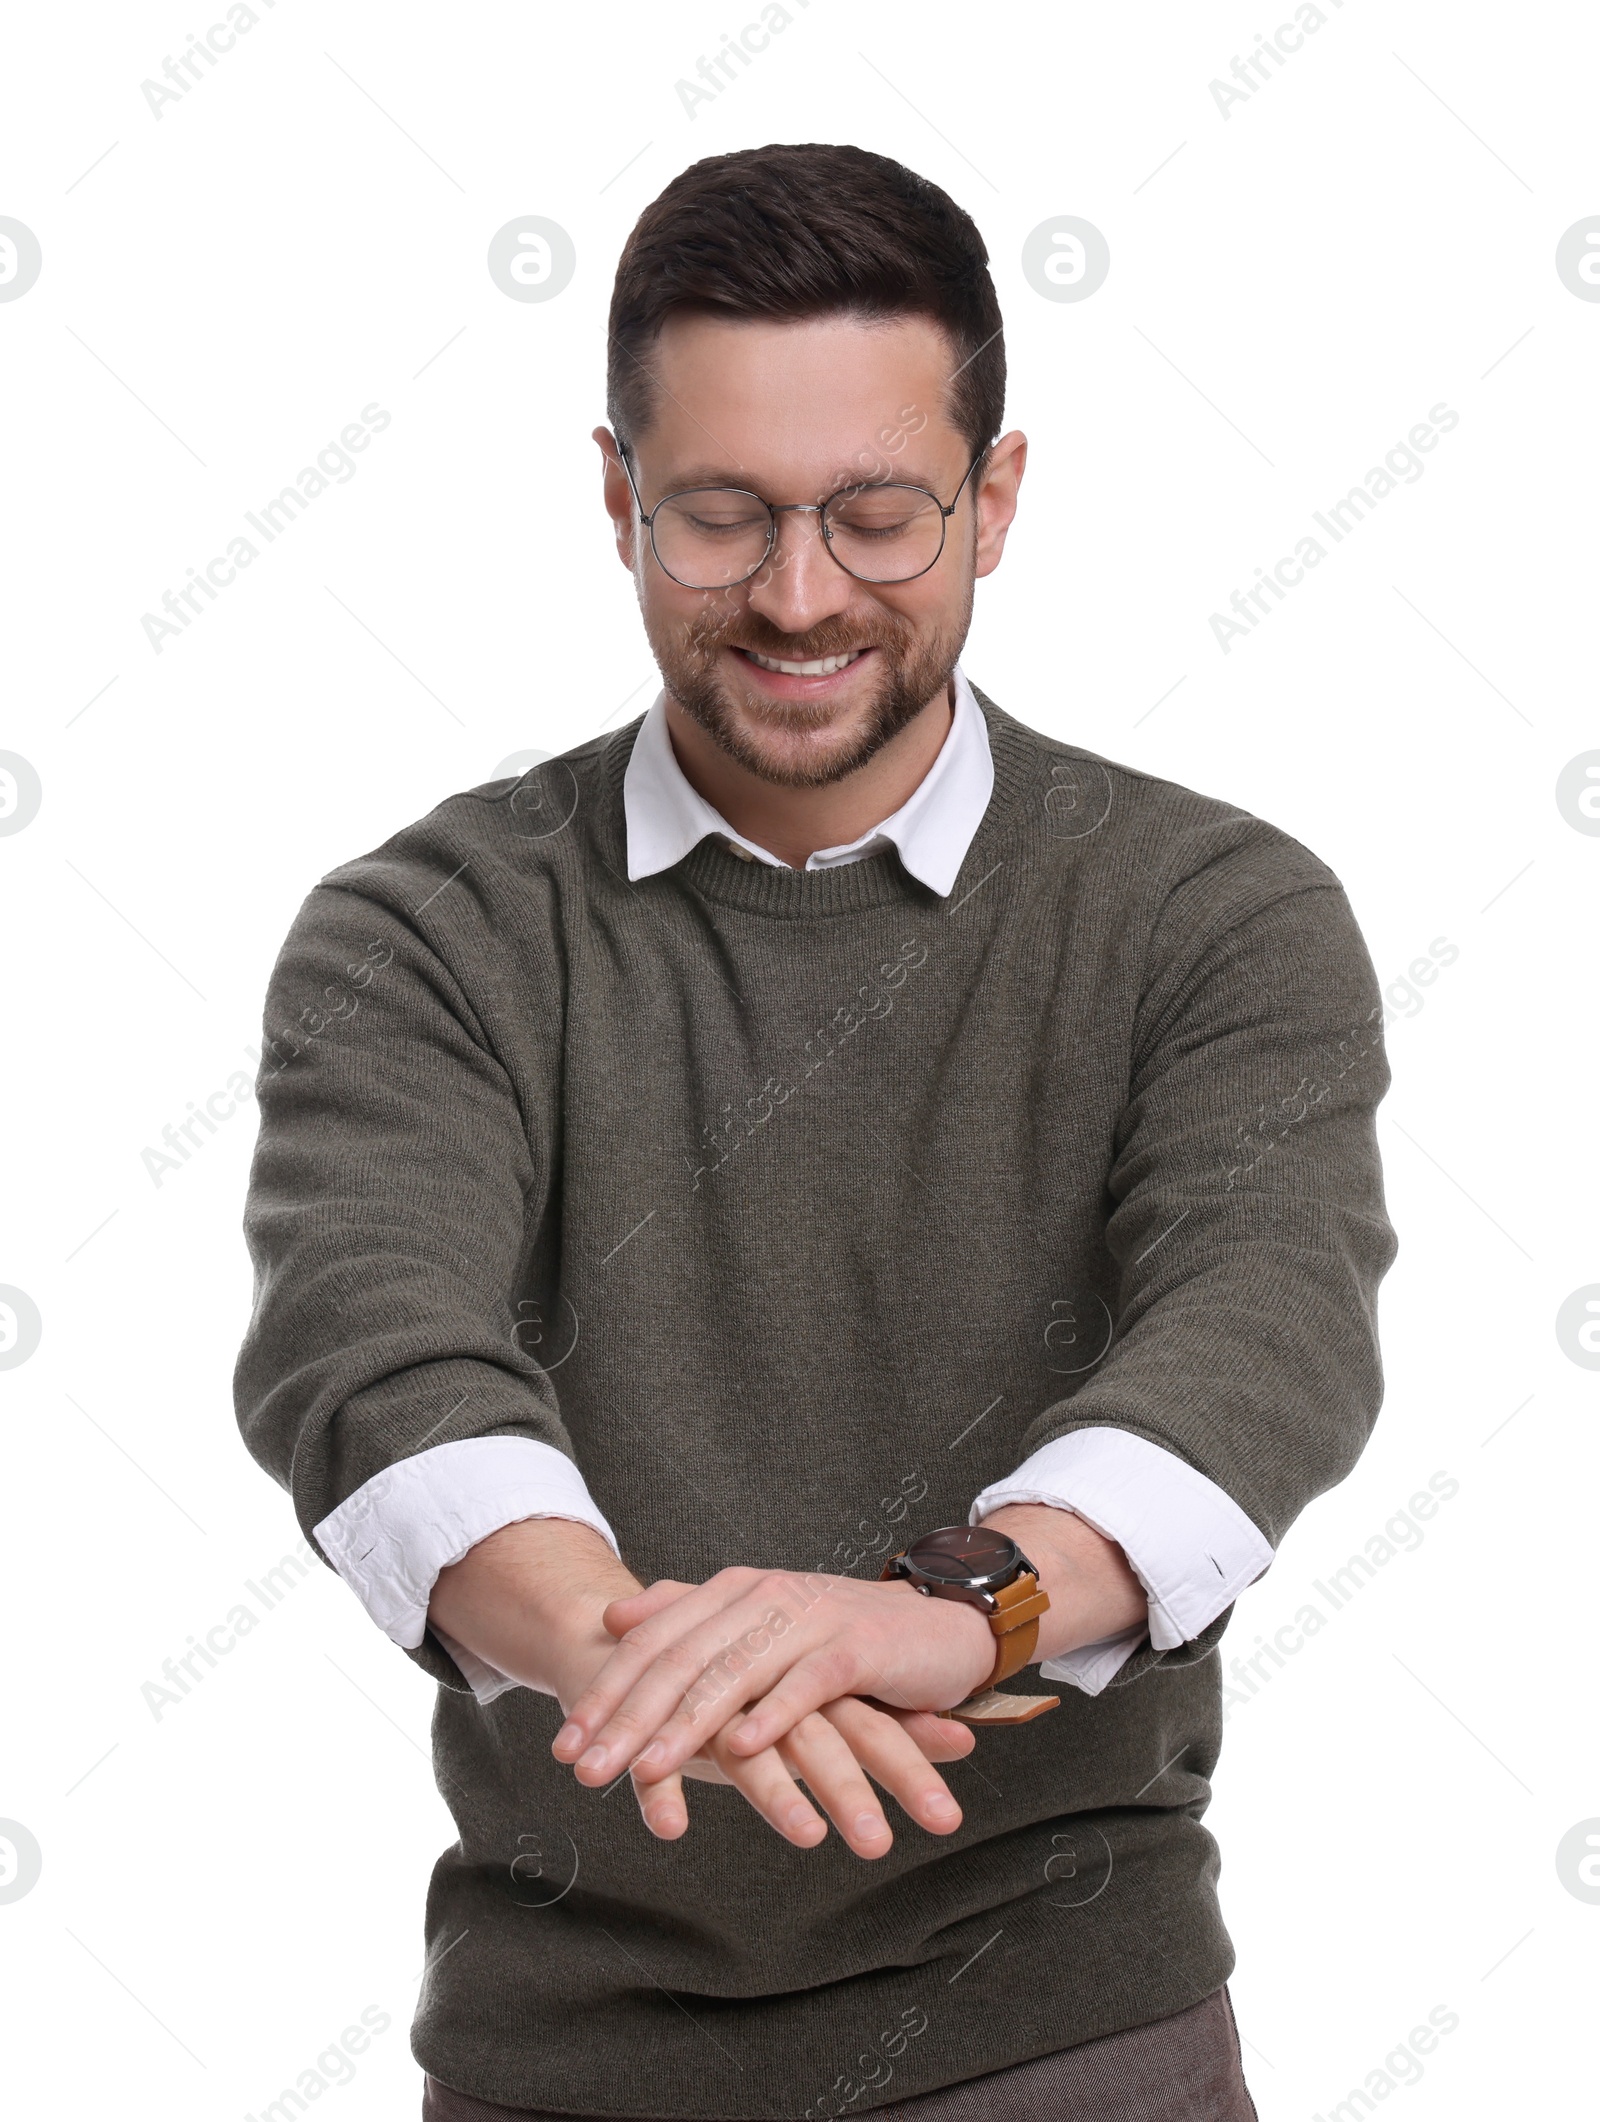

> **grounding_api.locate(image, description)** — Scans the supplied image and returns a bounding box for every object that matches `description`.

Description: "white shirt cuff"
[313,1436,619,1701]
[429,1625,529,1707]
[969,1426,1274,1696]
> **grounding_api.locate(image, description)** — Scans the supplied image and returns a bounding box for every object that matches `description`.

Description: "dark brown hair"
[606,142,1004,485]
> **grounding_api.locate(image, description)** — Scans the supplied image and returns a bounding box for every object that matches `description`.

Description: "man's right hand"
[427,1518,976,1859]
[621,1675,976,1857]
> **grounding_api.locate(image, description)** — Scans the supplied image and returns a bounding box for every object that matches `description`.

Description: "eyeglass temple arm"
[610,445,652,525]
[942,451,985,517]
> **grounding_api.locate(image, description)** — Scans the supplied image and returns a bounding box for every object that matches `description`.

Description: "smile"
[737,647,867,677]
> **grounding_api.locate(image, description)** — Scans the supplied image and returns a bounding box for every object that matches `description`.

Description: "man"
[236,143,1396,2121]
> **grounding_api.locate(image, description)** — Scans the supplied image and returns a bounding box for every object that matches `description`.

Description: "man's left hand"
[552,1568,995,1789]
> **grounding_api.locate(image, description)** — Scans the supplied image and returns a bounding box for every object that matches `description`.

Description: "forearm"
[978,1501,1147,1665]
[428,1516,644,1706]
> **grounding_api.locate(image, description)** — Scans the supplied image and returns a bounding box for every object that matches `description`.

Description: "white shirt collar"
[622,663,993,898]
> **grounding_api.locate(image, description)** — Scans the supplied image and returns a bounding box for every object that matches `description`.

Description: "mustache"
[689,614,910,661]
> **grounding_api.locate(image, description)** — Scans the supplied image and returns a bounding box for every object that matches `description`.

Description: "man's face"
[597,313,1020,789]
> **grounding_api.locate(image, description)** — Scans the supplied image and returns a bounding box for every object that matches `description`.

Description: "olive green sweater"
[235,684,1396,2117]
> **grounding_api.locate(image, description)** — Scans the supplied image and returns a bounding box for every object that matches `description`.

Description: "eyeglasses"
[618,451,984,590]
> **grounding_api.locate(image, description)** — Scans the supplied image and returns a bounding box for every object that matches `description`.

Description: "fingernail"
[638,1741,665,1765]
[555,1722,582,1752]
[855,1810,888,1838]
[927,1793,959,1818]
[786,1804,815,1832]
[578,1745,608,1771]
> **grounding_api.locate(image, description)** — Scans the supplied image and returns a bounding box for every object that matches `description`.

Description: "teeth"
[744,648,864,677]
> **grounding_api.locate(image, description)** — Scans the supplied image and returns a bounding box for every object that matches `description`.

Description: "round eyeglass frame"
[617,449,985,590]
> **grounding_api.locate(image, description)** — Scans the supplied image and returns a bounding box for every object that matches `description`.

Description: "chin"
[729,726,868,790]
[741,682,884,747]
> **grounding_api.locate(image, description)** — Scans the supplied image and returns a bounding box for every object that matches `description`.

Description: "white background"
[2,2,1595,2116]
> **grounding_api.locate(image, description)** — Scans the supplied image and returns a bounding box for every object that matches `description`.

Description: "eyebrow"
[654,462,953,502]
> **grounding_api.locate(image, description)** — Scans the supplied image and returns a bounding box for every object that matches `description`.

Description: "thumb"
[602,1577,696,1635]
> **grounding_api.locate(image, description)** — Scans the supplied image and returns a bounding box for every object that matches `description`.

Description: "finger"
[880,1705,978,1765]
[595,1635,768,1788]
[679,1748,733,1785]
[574,1588,802,1785]
[631,1763,689,1841]
[703,1730,827,1849]
[820,1698,967,1835]
[778,1711,896,1859]
[554,1571,758,1765]
[718,1645,867,1757]
[601,1579,696,1636]
[682,1710,966,1854]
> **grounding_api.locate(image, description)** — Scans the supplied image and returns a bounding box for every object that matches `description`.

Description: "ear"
[973,428,1027,580]
[594,425,639,571]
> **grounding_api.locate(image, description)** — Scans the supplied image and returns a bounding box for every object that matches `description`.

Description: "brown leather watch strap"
[941,1686,1061,1726]
[985,1570,1051,1685]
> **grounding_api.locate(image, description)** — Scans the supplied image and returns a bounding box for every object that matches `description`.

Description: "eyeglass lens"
[650,485,946,588]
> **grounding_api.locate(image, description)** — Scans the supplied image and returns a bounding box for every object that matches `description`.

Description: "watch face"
[905,1524,1019,1587]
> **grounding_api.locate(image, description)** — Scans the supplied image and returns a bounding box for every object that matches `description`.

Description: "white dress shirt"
[314,666,1272,1704]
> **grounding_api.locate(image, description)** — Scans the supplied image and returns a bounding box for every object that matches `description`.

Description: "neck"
[662,678,955,869]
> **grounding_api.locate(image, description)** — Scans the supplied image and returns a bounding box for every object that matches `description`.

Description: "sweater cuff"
[313,1436,620,1685]
[969,1425,1274,1695]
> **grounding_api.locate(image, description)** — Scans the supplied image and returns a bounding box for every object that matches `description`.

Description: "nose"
[742,507,858,637]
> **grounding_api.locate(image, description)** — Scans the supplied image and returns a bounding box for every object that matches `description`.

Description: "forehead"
[639,311,963,488]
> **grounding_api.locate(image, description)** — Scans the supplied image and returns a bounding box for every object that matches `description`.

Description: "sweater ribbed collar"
[596,680,1042,919]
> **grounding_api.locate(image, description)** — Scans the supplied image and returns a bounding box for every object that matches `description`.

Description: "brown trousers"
[422,1984,1258,2122]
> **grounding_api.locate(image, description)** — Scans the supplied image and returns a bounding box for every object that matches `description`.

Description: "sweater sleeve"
[1015,845,1399,1689]
[233,851,575,1692]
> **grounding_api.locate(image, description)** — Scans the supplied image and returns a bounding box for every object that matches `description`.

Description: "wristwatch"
[881,1525,1061,1726]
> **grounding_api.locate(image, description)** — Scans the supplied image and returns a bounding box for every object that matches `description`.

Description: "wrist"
[429,1517,642,1700]
[948,1598,1001,1700]
[977,1502,1147,1664]
[894,1582,1002,1705]
[545,1597,633,1715]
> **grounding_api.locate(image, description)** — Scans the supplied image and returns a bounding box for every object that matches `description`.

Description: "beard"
[642,582,973,790]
